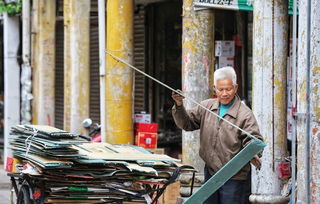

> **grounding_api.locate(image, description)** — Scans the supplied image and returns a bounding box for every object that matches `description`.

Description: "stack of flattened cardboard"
[10,125,194,203]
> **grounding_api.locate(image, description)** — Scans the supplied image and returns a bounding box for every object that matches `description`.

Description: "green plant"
[0,0,22,17]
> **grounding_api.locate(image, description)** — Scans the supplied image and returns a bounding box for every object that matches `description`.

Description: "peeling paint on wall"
[63,0,71,131]
[106,0,134,144]
[309,0,320,201]
[32,0,56,126]
[70,0,90,135]
[297,0,320,203]
[182,0,214,172]
[63,0,90,135]
[251,0,288,200]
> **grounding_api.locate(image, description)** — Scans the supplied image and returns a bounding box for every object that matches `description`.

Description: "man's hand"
[251,155,261,170]
[172,90,185,106]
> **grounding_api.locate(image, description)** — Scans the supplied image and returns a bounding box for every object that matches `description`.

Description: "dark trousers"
[204,165,251,204]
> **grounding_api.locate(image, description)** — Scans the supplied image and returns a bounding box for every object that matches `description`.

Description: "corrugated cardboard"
[158,181,181,204]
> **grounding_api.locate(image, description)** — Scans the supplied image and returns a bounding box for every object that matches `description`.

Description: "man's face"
[215,79,238,105]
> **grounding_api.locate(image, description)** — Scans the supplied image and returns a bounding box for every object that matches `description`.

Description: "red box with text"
[135,123,158,149]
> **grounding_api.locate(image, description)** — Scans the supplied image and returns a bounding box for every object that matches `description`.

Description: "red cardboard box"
[135,123,158,133]
[135,123,158,149]
[135,132,157,149]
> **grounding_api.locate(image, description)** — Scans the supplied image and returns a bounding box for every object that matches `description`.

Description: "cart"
[8,165,195,204]
[8,173,45,204]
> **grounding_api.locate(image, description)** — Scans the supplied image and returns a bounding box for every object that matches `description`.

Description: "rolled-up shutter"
[134,6,146,113]
[89,16,100,124]
[54,20,64,129]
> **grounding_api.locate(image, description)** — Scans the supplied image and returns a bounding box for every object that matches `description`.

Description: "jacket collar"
[210,95,241,119]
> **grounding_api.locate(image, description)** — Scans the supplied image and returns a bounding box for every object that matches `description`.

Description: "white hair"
[214,66,237,86]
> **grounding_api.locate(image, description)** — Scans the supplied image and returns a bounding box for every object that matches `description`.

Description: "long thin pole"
[291,0,298,202]
[306,0,312,201]
[105,50,259,141]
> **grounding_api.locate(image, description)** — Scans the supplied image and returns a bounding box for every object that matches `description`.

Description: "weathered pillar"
[63,0,71,131]
[98,0,106,142]
[21,0,32,125]
[63,0,90,134]
[296,0,320,203]
[32,0,56,126]
[182,0,214,172]
[250,0,289,203]
[105,0,134,144]
[3,14,20,166]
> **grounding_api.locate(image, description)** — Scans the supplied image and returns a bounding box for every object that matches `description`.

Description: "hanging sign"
[288,0,299,15]
[194,0,253,11]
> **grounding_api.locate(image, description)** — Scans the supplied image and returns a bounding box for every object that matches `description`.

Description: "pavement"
[0,164,12,204]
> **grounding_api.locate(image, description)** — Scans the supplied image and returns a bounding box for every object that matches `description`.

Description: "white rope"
[105,50,258,141]
[25,128,38,157]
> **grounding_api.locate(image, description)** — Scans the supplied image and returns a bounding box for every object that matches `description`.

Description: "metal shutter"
[134,6,146,113]
[89,16,100,124]
[54,20,64,129]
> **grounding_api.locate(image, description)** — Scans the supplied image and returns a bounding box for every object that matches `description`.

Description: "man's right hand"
[172,90,185,106]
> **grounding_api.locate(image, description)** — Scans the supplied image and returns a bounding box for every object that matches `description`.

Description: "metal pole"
[98,0,106,143]
[106,51,259,140]
[305,0,312,202]
[291,0,298,202]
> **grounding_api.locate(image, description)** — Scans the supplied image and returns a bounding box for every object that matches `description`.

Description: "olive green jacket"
[172,95,263,180]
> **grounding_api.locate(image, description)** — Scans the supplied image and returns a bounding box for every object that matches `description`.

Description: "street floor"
[0,164,12,204]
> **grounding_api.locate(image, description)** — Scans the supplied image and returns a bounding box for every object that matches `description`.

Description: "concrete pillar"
[181,0,214,172]
[3,14,20,166]
[32,0,56,126]
[105,0,134,144]
[21,0,32,125]
[308,1,320,201]
[63,0,90,134]
[250,0,289,203]
[296,0,320,203]
[98,0,106,142]
[63,0,72,131]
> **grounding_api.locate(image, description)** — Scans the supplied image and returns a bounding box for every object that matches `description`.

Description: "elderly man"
[172,66,263,204]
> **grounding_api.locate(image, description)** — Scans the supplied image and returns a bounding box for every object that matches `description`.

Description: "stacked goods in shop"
[9,125,194,203]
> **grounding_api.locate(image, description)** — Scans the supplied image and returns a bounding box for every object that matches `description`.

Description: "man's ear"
[234,84,239,92]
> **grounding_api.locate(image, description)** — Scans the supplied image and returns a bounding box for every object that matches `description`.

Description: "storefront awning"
[194,0,299,14]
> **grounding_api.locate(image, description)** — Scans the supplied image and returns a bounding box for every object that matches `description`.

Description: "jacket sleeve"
[172,103,202,131]
[240,111,264,157]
